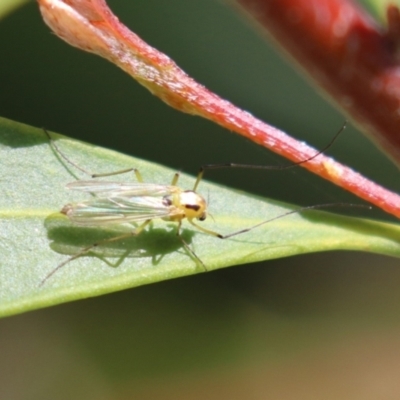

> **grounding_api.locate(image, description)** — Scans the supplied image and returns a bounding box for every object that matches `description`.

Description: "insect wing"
[66,180,178,198]
[64,195,175,226]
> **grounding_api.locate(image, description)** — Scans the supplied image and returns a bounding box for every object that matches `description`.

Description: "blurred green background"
[2,0,400,398]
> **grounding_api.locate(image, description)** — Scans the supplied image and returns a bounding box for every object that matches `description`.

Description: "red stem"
[37,0,400,219]
[235,0,400,165]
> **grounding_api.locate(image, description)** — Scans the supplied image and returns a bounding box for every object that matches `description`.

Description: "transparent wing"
[66,180,179,198]
[63,196,177,225]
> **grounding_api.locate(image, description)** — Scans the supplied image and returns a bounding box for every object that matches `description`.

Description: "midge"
[41,124,351,285]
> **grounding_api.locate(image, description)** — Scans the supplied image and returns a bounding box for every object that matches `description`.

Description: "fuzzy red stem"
[234,0,400,165]
[37,0,400,219]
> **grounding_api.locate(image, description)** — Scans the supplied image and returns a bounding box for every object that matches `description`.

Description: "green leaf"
[362,0,400,22]
[1,116,400,317]
[0,0,29,20]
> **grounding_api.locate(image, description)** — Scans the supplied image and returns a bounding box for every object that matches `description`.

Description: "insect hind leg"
[43,128,138,179]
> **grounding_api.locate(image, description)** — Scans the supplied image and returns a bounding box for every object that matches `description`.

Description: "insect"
[41,123,358,285]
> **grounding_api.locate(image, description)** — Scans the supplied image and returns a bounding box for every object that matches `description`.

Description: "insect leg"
[210,203,370,240]
[91,168,137,178]
[192,121,347,192]
[188,218,221,238]
[134,169,144,182]
[43,128,136,179]
[171,172,180,186]
[40,219,153,286]
[176,220,208,271]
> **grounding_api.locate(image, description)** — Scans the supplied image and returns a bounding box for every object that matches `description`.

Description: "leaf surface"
[1,116,400,317]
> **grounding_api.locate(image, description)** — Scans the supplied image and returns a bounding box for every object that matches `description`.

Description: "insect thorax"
[162,190,207,221]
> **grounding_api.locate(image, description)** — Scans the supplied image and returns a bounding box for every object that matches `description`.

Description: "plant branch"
[37,0,400,219]
[234,0,400,166]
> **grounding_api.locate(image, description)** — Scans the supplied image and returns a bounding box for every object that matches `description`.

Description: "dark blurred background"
[1,1,400,399]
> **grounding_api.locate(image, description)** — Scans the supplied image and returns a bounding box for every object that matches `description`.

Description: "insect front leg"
[195,203,371,242]
[188,218,221,238]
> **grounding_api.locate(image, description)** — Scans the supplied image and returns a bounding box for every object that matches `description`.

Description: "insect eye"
[199,213,207,221]
[185,203,201,211]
